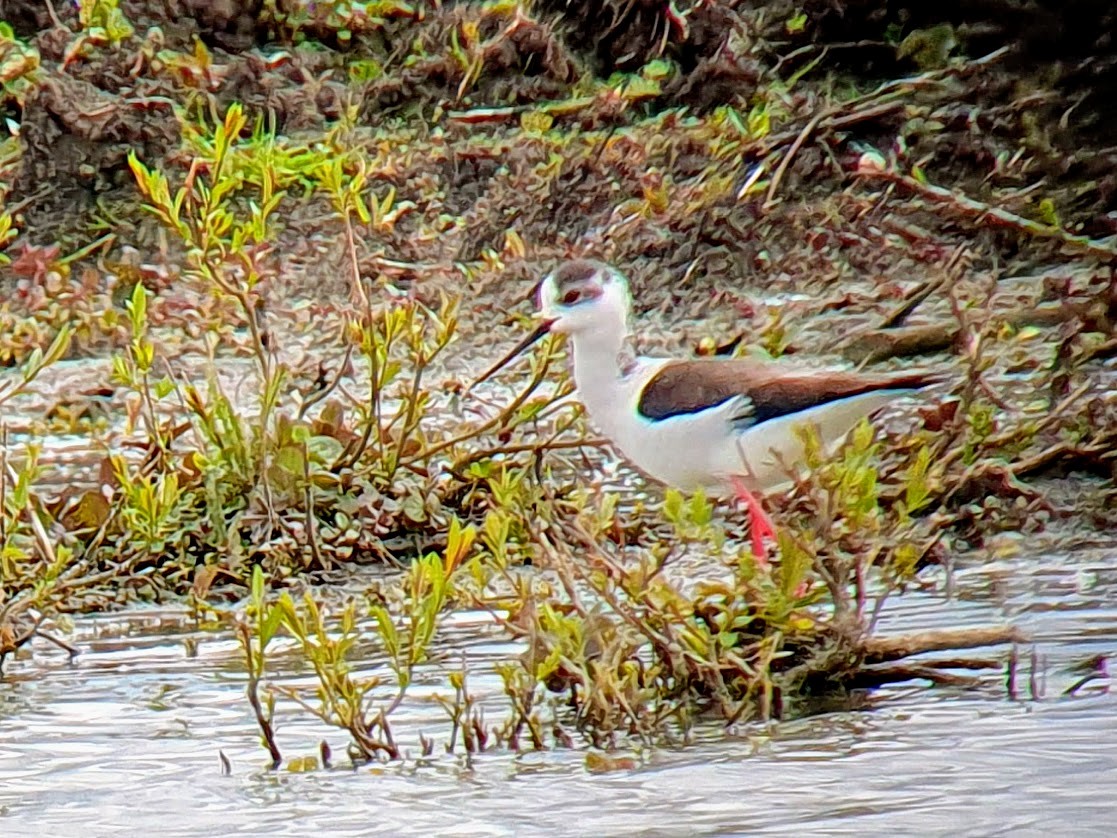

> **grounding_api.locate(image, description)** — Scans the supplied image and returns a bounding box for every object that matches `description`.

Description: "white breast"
[576,358,743,493]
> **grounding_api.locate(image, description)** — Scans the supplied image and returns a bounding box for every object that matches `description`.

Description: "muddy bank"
[3,1,1117,291]
[0,0,1114,575]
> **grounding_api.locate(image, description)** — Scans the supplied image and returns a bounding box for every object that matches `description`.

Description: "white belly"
[577,360,744,493]
[607,400,744,492]
[581,368,917,495]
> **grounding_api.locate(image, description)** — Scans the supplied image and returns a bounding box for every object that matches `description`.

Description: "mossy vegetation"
[1,1,1114,762]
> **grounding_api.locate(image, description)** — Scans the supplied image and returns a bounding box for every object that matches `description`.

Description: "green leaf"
[260,603,284,647]
[153,377,175,399]
[443,516,476,575]
[306,435,344,464]
[688,490,712,527]
[40,324,73,368]
[127,282,148,329]
[370,604,400,659]
[747,104,770,139]
[786,12,807,34]
[641,59,674,81]
[251,564,265,609]
[776,535,810,599]
[1038,198,1060,227]
[662,489,685,524]
[275,444,306,476]
[851,417,874,452]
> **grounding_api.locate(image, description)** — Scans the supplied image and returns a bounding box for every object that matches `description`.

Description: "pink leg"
[730,476,776,564]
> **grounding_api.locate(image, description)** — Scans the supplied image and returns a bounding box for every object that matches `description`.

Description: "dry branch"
[850,663,983,689]
[857,170,1117,262]
[842,299,1106,363]
[862,625,1023,664]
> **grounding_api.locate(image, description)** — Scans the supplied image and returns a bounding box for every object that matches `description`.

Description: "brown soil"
[3,1,1115,298]
[1,0,1115,547]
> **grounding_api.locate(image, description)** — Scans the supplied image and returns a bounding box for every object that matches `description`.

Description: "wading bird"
[475,259,940,556]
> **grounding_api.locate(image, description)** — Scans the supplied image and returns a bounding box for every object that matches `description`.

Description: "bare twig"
[863,625,1023,664]
[877,245,971,331]
[850,663,983,689]
[858,169,1117,261]
[236,622,282,770]
[842,298,1106,363]
[763,111,824,208]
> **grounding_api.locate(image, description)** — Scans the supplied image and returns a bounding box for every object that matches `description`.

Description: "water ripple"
[1,551,1114,836]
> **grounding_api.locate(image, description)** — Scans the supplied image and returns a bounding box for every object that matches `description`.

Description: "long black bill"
[467,319,554,393]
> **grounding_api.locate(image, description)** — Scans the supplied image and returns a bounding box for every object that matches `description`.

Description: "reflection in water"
[1,552,1114,837]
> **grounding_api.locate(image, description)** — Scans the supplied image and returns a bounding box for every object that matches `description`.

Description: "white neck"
[568,325,630,437]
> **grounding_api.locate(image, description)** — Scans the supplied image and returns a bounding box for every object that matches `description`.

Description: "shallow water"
[1,550,1115,838]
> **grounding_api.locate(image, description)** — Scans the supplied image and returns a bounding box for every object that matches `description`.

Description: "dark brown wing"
[636,358,941,424]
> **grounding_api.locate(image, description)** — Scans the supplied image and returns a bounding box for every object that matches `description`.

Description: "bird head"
[467,259,632,391]
[536,259,631,337]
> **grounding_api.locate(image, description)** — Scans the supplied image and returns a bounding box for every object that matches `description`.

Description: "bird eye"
[561,289,582,305]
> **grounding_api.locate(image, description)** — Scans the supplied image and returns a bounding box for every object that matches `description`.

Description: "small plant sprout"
[233,519,477,764]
